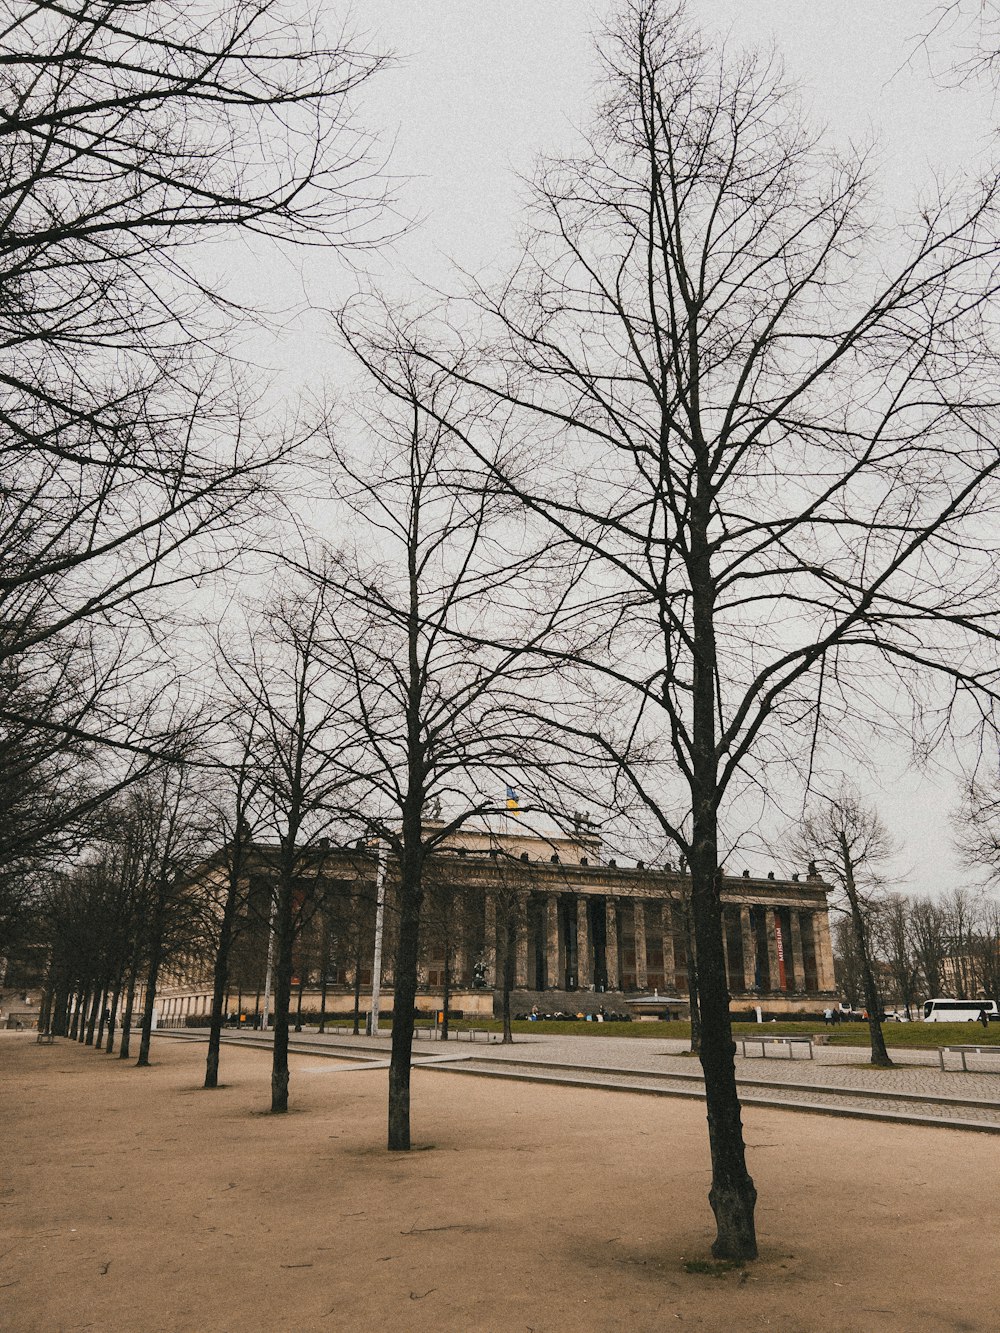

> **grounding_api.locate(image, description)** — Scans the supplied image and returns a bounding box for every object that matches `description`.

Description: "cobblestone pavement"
[421,1035,1000,1128]
[162,1028,1000,1129]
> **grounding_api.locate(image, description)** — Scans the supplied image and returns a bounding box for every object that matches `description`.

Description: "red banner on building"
[774,914,787,990]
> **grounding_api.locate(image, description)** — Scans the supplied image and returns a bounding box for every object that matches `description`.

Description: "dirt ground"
[1,1033,997,1333]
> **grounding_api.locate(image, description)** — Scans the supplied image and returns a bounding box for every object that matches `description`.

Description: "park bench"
[35,1030,53,1044]
[737,1034,814,1061]
[937,1044,1000,1072]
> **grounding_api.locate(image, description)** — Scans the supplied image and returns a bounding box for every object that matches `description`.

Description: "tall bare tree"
[382,1,1000,1258]
[310,323,568,1151]
[222,591,356,1113]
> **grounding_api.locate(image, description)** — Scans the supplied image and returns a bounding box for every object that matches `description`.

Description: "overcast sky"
[233,2,999,897]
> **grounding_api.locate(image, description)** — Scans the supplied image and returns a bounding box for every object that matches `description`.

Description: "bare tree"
[133,768,214,1067]
[310,324,568,1152]
[422,870,472,1041]
[969,899,1000,1002]
[375,2,1000,1257]
[0,632,161,954]
[880,894,921,1019]
[488,853,530,1044]
[956,778,1000,884]
[796,791,895,1065]
[909,897,950,1000]
[224,590,355,1113]
[832,915,865,1011]
[200,711,266,1089]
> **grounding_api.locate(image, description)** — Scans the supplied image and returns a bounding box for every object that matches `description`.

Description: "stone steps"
[494,989,628,1018]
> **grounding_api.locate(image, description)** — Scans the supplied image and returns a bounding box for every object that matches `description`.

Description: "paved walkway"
[159,1028,1000,1130]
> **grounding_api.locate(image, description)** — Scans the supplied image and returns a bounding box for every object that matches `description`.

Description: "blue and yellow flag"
[505,784,520,813]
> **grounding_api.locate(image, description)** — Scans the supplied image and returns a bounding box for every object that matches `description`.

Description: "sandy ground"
[1,1033,997,1333]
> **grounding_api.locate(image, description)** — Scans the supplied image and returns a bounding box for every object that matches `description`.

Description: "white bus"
[921,998,999,1022]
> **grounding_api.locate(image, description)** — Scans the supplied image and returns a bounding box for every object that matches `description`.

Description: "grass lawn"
[253,1014,1000,1049]
[406,1016,1000,1048]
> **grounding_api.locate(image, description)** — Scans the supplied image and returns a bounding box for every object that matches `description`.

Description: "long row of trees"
[10,0,1000,1267]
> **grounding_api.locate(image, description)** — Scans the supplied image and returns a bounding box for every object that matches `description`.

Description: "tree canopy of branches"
[2,0,389,654]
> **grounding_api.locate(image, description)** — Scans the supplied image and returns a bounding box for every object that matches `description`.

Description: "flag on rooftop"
[505,784,520,813]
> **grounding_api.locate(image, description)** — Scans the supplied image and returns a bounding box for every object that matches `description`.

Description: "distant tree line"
[835,887,1000,1016]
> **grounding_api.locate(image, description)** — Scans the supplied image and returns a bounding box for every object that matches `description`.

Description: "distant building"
[154,824,836,1025]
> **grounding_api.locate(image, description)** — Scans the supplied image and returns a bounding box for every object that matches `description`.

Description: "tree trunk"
[205,871,240,1089]
[38,981,53,1038]
[844,874,892,1068]
[95,981,109,1048]
[136,945,162,1067]
[119,961,138,1060]
[71,987,85,1041]
[318,919,329,1034]
[85,985,102,1046]
[105,971,124,1053]
[689,510,757,1262]
[388,839,423,1150]
[682,898,701,1055]
[137,881,168,1067]
[270,878,295,1113]
[52,977,70,1036]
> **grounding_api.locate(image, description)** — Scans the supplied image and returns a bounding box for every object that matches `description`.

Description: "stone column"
[661,901,676,990]
[605,899,620,990]
[381,894,395,986]
[812,908,836,992]
[515,893,529,988]
[634,899,648,990]
[740,906,756,991]
[545,894,560,989]
[789,910,805,992]
[483,895,497,987]
[576,896,591,989]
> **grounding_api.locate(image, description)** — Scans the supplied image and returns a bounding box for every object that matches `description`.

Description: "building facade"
[154,824,836,1024]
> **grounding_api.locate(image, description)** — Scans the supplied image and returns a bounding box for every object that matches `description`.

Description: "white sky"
[227,2,1000,897]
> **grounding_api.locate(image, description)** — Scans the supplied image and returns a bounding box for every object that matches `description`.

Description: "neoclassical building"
[154,822,836,1025]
